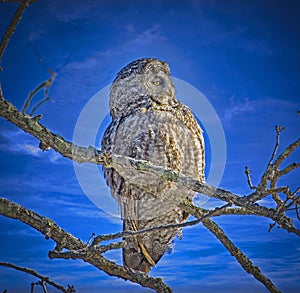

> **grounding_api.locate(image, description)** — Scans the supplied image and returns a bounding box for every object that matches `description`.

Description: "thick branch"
[0,198,172,293]
[0,262,75,293]
[0,198,85,250]
[0,98,251,205]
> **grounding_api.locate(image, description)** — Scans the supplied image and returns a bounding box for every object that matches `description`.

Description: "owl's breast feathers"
[103,100,204,180]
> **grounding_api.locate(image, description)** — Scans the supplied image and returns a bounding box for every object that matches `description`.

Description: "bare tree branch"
[0,262,75,293]
[0,198,173,293]
[0,0,32,69]
[181,198,300,237]
[91,203,232,246]
[278,162,300,177]
[273,137,300,169]
[0,97,106,164]
[202,219,281,293]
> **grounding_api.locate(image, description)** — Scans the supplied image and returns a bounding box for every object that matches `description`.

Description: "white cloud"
[0,128,42,157]
[22,143,41,156]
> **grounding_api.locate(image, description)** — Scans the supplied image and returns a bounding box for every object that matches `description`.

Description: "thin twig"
[30,97,50,115]
[285,187,300,209]
[22,72,56,114]
[0,0,32,68]
[244,137,300,204]
[0,83,3,100]
[39,280,48,293]
[245,166,256,190]
[92,203,231,246]
[278,162,300,177]
[257,126,296,193]
[0,262,75,293]
[268,222,276,232]
[49,240,126,258]
[273,137,300,169]
[31,282,35,293]
[86,232,96,246]
[269,125,285,165]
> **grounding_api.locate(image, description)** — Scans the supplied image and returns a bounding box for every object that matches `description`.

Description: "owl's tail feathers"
[122,219,155,273]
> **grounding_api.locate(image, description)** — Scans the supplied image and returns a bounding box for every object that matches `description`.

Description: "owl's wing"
[121,185,185,273]
[102,163,183,272]
[101,118,187,272]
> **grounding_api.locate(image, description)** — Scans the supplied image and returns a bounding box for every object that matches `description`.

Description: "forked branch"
[0,96,299,237]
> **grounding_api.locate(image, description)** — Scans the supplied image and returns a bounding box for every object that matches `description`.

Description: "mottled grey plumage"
[101,58,205,272]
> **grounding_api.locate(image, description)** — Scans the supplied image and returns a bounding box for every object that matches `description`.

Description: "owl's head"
[109,58,177,118]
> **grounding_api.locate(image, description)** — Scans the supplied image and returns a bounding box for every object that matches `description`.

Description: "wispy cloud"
[28,30,47,42]
[0,128,41,157]
[223,95,256,124]
[0,126,68,163]
[47,0,101,24]
[129,25,167,47]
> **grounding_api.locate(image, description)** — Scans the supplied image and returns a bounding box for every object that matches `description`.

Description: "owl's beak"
[167,87,175,98]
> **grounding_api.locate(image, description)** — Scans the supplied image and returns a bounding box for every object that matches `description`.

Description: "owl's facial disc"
[145,71,176,106]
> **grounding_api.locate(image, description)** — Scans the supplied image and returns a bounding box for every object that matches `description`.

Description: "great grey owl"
[101,58,205,273]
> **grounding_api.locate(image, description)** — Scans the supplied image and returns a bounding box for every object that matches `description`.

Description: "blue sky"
[0,0,299,292]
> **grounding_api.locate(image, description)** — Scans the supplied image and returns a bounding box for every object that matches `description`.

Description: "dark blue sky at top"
[0,0,299,292]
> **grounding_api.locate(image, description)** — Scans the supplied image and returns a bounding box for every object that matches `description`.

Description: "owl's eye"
[152,77,163,86]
